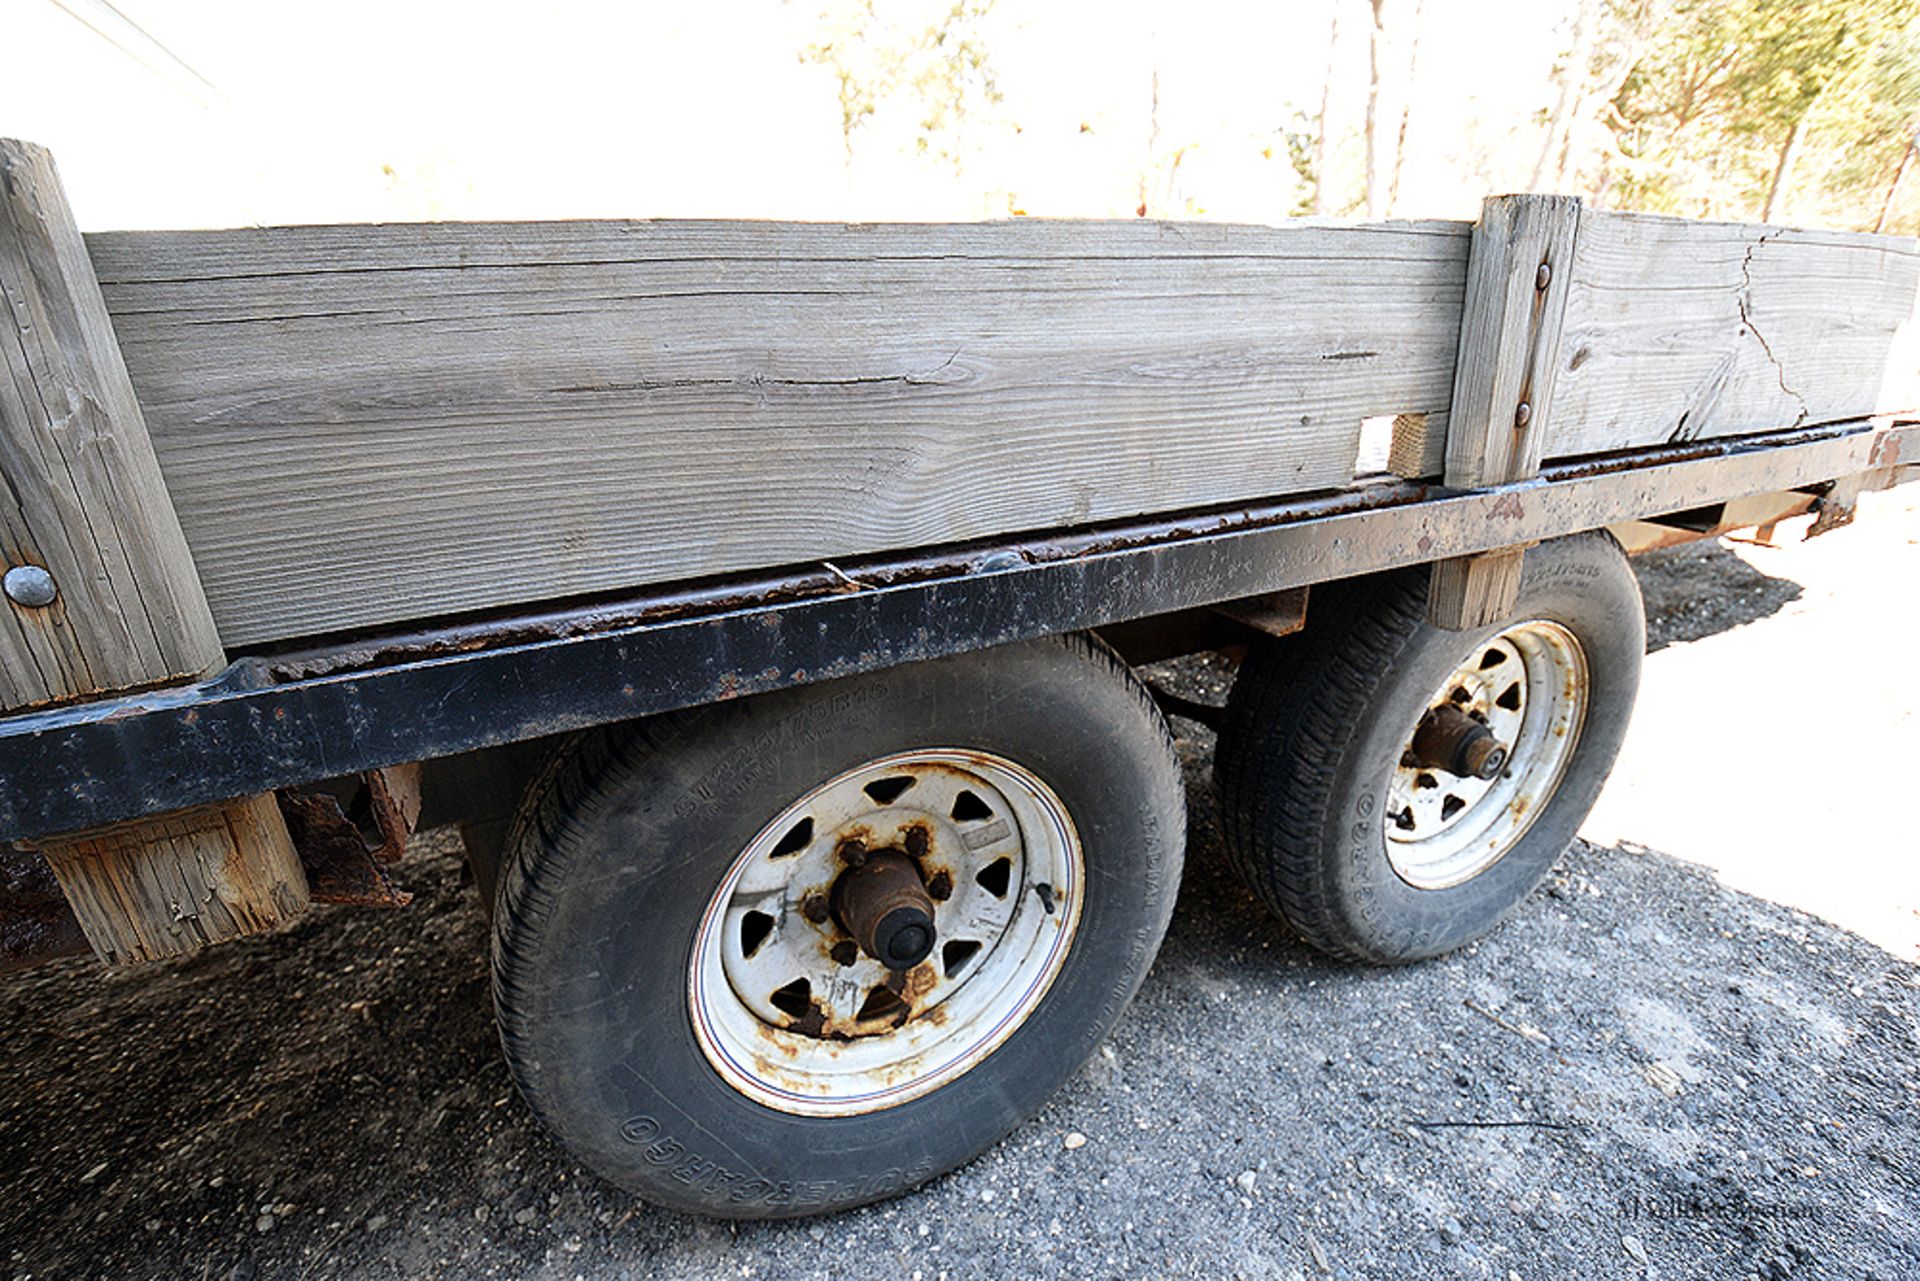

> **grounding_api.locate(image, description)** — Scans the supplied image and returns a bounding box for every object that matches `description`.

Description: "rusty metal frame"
[0,418,1910,845]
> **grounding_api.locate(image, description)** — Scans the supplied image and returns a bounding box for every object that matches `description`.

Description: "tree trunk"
[1312,8,1339,215]
[1138,66,1161,218]
[1763,116,1808,223]
[1532,0,1596,190]
[1875,134,1918,233]
[1365,0,1388,218]
[1388,0,1425,213]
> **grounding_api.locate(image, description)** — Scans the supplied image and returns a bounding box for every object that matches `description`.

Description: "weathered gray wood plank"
[2,138,305,961]
[1428,546,1527,630]
[1,141,225,705]
[1428,194,1581,628]
[69,207,1919,647]
[1442,195,1582,488]
[1550,211,1920,456]
[85,218,1473,644]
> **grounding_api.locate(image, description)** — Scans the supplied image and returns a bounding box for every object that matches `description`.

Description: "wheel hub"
[690,749,1084,1116]
[1408,702,1510,780]
[1383,619,1589,889]
[832,850,938,970]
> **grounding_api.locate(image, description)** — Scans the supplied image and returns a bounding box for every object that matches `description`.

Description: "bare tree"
[1876,130,1920,231]
[1532,0,1599,189]
[1139,66,1161,217]
[1312,5,1340,214]
[1365,0,1388,217]
[1764,117,1809,221]
[1387,0,1426,212]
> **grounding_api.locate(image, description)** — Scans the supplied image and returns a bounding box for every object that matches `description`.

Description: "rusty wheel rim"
[1382,619,1588,890]
[690,749,1083,1117]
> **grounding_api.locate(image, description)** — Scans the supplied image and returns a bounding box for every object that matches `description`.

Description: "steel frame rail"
[1,419,1910,843]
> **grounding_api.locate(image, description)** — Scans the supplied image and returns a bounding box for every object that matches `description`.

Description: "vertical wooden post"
[1,138,306,964]
[1428,194,1582,629]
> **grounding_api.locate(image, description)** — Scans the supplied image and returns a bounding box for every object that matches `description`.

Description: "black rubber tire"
[1217,532,1643,964]
[491,634,1183,1218]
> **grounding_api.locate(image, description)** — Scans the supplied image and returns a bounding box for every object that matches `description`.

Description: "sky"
[1,0,1571,231]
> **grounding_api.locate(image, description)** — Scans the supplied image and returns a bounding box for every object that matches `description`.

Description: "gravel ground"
[4,524,1918,1281]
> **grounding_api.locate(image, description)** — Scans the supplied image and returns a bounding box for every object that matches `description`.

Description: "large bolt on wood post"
[1428,194,1583,629]
[0,138,307,964]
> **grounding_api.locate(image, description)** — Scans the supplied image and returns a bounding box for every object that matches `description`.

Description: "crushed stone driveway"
[4,495,1917,1281]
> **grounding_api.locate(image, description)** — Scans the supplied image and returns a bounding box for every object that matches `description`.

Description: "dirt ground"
[3,490,1916,1281]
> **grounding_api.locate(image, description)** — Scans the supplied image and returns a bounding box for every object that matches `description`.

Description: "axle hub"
[1410,703,1509,780]
[831,851,937,970]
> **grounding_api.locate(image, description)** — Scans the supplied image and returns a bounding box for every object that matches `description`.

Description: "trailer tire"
[491,634,1183,1218]
[1217,532,1642,963]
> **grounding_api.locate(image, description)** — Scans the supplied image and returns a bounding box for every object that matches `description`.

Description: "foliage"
[801,0,1005,171]
[1280,110,1320,218]
[1605,0,1920,223]
[1809,22,1920,219]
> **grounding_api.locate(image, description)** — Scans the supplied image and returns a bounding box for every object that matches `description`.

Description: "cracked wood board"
[74,211,1918,648]
[1550,212,1920,457]
[85,218,1470,645]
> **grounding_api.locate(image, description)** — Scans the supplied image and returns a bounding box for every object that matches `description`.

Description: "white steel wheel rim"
[690,748,1084,1117]
[1383,619,1589,890]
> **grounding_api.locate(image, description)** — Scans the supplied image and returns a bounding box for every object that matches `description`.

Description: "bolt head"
[1513,401,1533,430]
[3,565,56,608]
[1535,262,1552,291]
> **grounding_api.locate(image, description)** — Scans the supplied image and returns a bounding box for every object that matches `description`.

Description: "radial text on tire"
[490,634,1185,1218]
[1217,531,1644,964]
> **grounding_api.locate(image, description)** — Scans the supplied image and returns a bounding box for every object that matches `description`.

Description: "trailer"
[2,138,1915,1218]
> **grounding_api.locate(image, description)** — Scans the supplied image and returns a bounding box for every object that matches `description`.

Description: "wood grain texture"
[2,139,304,962]
[85,218,1473,644]
[0,140,224,707]
[1430,195,1581,628]
[1550,211,1920,457]
[1387,410,1448,478]
[1427,547,1527,630]
[66,207,1920,647]
[37,792,307,965]
[1443,195,1583,489]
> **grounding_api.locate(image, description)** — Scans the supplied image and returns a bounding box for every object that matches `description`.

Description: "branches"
[801,0,1006,173]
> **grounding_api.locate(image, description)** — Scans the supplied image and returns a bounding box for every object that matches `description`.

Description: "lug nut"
[829,939,858,967]
[836,837,868,867]
[904,826,929,859]
[926,870,953,901]
[801,893,830,925]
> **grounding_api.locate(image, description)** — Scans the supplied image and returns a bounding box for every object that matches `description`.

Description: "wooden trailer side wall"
[87,219,1471,645]
[1552,213,1920,456]
[79,211,1919,648]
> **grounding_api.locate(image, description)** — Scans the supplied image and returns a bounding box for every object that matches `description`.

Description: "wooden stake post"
[0,139,306,963]
[1428,194,1582,629]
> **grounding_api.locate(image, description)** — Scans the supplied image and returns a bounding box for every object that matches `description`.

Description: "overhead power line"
[46,0,223,107]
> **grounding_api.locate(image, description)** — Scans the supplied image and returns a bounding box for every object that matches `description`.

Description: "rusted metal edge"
[1609,490,1822,555]
[275,763,421,906]
[253,419,1881,683]
[0,417,1912,844]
